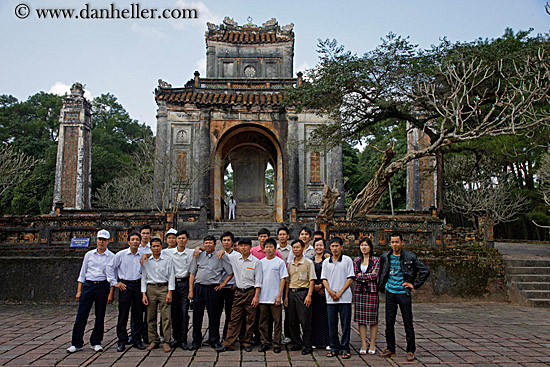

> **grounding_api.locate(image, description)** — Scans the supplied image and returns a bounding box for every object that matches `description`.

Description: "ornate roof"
[155,75,298,108]
[206,17,294,44]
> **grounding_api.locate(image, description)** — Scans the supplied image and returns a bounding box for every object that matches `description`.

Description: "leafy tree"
[288,29,550,219]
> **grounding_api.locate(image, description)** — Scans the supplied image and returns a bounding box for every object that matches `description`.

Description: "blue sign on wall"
[70,238,90,248]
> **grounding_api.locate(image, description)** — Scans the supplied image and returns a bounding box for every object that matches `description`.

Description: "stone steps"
[504,258,550,308]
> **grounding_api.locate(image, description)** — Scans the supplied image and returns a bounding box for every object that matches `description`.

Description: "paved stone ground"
[0,302,549,367]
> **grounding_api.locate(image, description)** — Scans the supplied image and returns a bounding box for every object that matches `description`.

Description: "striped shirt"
[386,254,407,294]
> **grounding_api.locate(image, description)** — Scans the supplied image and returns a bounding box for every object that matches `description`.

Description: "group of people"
[67,224,430,361]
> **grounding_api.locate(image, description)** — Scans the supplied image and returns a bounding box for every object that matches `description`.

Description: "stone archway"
[213,126,284,222]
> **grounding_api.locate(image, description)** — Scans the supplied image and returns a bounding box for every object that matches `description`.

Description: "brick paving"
[0,302,549,367]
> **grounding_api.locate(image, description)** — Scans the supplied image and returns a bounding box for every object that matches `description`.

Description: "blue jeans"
[71,281,110,348]
[327,303,351,354]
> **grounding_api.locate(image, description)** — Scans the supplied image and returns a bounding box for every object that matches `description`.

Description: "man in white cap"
[67,229,115,353]
[165,228,178,249]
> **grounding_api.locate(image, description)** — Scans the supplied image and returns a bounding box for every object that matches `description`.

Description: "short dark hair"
[329,237,343,246]
[220,231,235,242]
[264,238,277,248]
[150,237,162,244]
[277,226,290,235]
[291,239,305,248]
[313,230,325,239]
[128,232,141,241]
[139,224,152,233]
[299,226,312,237]
[239,238,253,246]
[313,237,326,248]
[176,229,189,238]
[203,235,216,243]
[258,228,270,237]
[390,232,404,241]
[359,237,374,261]
[234,237,241,245]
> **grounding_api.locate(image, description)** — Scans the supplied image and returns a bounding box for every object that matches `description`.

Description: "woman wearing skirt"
[353,237,380,355]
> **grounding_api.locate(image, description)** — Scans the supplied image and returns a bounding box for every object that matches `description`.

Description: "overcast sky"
[2,0,549,134]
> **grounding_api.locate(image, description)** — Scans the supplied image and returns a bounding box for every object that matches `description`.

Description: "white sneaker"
[66,346,82,353]
[326,345,331,350]
[282,337,291,344]
[90,345,103,352]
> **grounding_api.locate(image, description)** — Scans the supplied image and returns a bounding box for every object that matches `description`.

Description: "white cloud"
[172,1,222,30]
[130,22,167,38]
[295,61,312,74]
[195,58,206,76]
[49,82,93,100]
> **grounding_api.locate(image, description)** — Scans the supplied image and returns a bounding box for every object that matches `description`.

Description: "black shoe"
[187,343,199,350]
[181,342,188,350]
[216,345,234,352]
[289,345,302,351]
[302,348,312,355]
[273,347,281,353]
[117,344,125,352]
[126,339,134,346]
[259,344,270,352]
[243,345,252,352]
[133,342,146,350]
[170,341,180,349]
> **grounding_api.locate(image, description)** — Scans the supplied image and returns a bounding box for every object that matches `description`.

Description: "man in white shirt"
[141,237,175,352]
[137,224,153,344]
[106,232,146,352]
[321,237,355,359]
[163,229,194,350]
[219,231,237,341]
[258,238,288,353]
[216,238,263,353]
[67,229,115,354]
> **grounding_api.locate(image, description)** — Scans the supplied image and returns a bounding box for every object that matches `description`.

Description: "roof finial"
[247,16,253,23]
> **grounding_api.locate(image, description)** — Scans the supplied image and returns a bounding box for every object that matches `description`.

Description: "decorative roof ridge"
[206,16,294,44]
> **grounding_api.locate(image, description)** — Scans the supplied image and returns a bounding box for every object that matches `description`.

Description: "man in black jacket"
[378,232,430,362]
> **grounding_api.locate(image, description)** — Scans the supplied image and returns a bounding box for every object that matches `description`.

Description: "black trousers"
[385,292,415,353]
[218,287,235,339]
[172,279,190,344]
[116,280,144,345]
[192,284,222,345]
[71,281,110,348]
[287,289,312,349]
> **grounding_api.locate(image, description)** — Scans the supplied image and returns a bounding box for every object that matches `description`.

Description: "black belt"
[86,280,108,285]
[196,283,217,288]
[237,287,254,293]
[176,277,189,283]
[290,288,308,292]
[150,282,168,287]
[120,279,140,284]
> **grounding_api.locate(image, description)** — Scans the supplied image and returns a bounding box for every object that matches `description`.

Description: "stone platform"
[0,302,549,366]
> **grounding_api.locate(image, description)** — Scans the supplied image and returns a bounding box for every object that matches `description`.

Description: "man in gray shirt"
[188,235,233,350]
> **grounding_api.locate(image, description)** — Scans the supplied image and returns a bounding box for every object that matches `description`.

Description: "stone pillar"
[331,144,346,210]
[52,83,92,210]
[153,101,169,210]
[287,115,299,211]
[198,108,211,210]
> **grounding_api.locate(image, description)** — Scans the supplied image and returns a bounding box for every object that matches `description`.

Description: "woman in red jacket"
[353,237,380,355]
